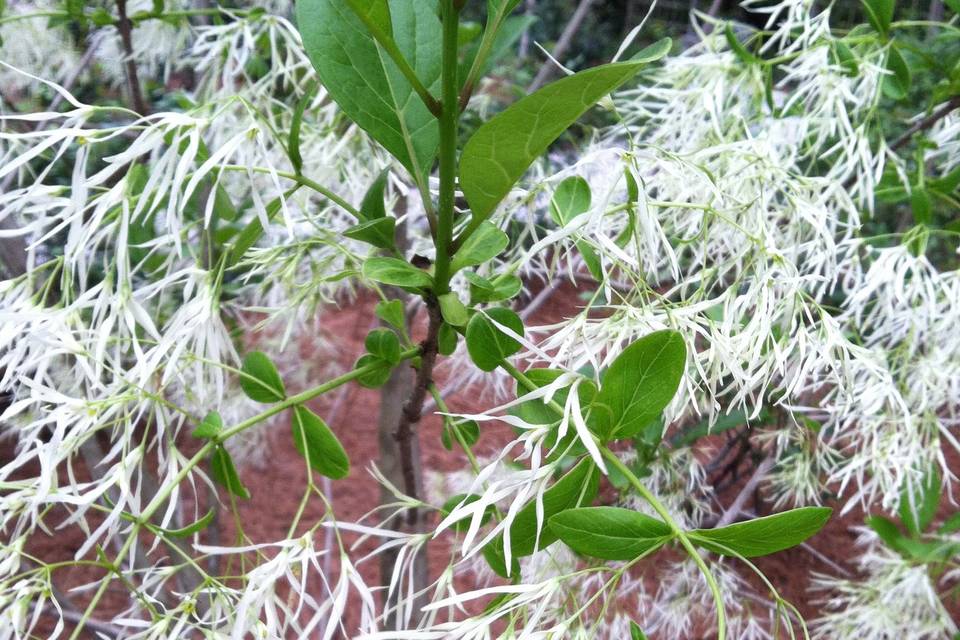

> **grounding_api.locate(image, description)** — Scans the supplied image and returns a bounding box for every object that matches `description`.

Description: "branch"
[890,95,960,152]
[394,299,443,525]
[115,0,149,114]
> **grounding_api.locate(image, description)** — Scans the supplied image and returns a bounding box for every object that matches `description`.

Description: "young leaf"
[868,514,908,554]
[297,0,441,178]
[549,176,592,226]
[899,468,941,536]
[438,292,469,327]
[288,87,313,174]
[375,299,406,330]
[438,323,458,355]
[630,621,648,640]
[362,257,433,288]
[449,221,509,274]
[210,446,251,499]
[549,506,672,561]
[465,307,524,371]
[831,40,859,77]
[882,44,911,100]
[152,509,216,539]
[691,507,832,557]
[240,352,286,403]
[360,170,389,221]
[593,330,686,441]
[508,457,600,556]
[441,419,480,450]
[191,411,222,439]
[724,23,762,65]
[291,405,350,479]
[344,217,396,249]
[355,354,394,388]
[861,0,895,37]
[365,328,401,364]
[460,52,668,221]
[465,272,522,304]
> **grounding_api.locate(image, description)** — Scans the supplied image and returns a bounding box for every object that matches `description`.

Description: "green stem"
[433,0,461,295]
[67,347,420,639]
[601,448,727,640]
[497,359,727,640]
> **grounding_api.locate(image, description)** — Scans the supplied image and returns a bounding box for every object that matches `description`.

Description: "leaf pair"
[549,506,832,562]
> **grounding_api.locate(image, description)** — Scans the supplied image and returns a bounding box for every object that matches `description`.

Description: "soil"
[1,282,888,639]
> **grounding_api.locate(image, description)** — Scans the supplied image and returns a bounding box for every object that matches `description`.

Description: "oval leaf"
[365,328,401,364]
[297,0,441,177]
[460,56,666,220]
[507,457,599,557]
[690,506,832,557]
[549,506,672,561]
[438,292,469,327]
[549,176,592,226]
[449,221,509,274]
[362,257,433,288]
[594,330,686,441]
[291,405,350,479]
[240,352,286,403]
[465,307,524,371]
[210,446,250,499]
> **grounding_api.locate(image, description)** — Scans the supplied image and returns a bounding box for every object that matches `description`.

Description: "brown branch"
[394,298,443,525]
[115,0,149,115]
[890,95,960,153]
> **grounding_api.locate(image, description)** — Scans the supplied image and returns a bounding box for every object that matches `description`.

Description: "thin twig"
[890,96,960,152]
[115,0,149,114]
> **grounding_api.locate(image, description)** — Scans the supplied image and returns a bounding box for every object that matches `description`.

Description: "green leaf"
[291,405,350,479]
[438,292,469,327]
[345,0,392,34]
[362,257,433,288]
[594,330,686,441]
[344,217,397,249]
[861,0,895,37]
[465,272,522,304]
[947,0,960,14]
[360,170,389,221]
[355,354,393,388]
[191,411,222,439]
[691,507,832,557]
[460,56,666,221]
[630,621,648,640]
[152,508,215,539]
[297,0,441,178]
[441,419,480,451]
[449,221,509,274]
[899,468,940,536]
[910,189,932,226]
[487,0,523,17]
[438,323,458,355]
[868,515,908,553]
[210,446,250,499]
[240,352,286,403]
[882,44,911,100]
[365,328,401,364]
[482,534,520,579]
[459,14,535,85]
[465,307,524,371]
[629,37,672,63]
[375,299,406,330]
[549,176,592,226]
[831,40,859,77]
[508,457,599,556]
[288,87,313,174]
[549,506,672,561]
[939,512,960,535]
[724,23,763,65]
